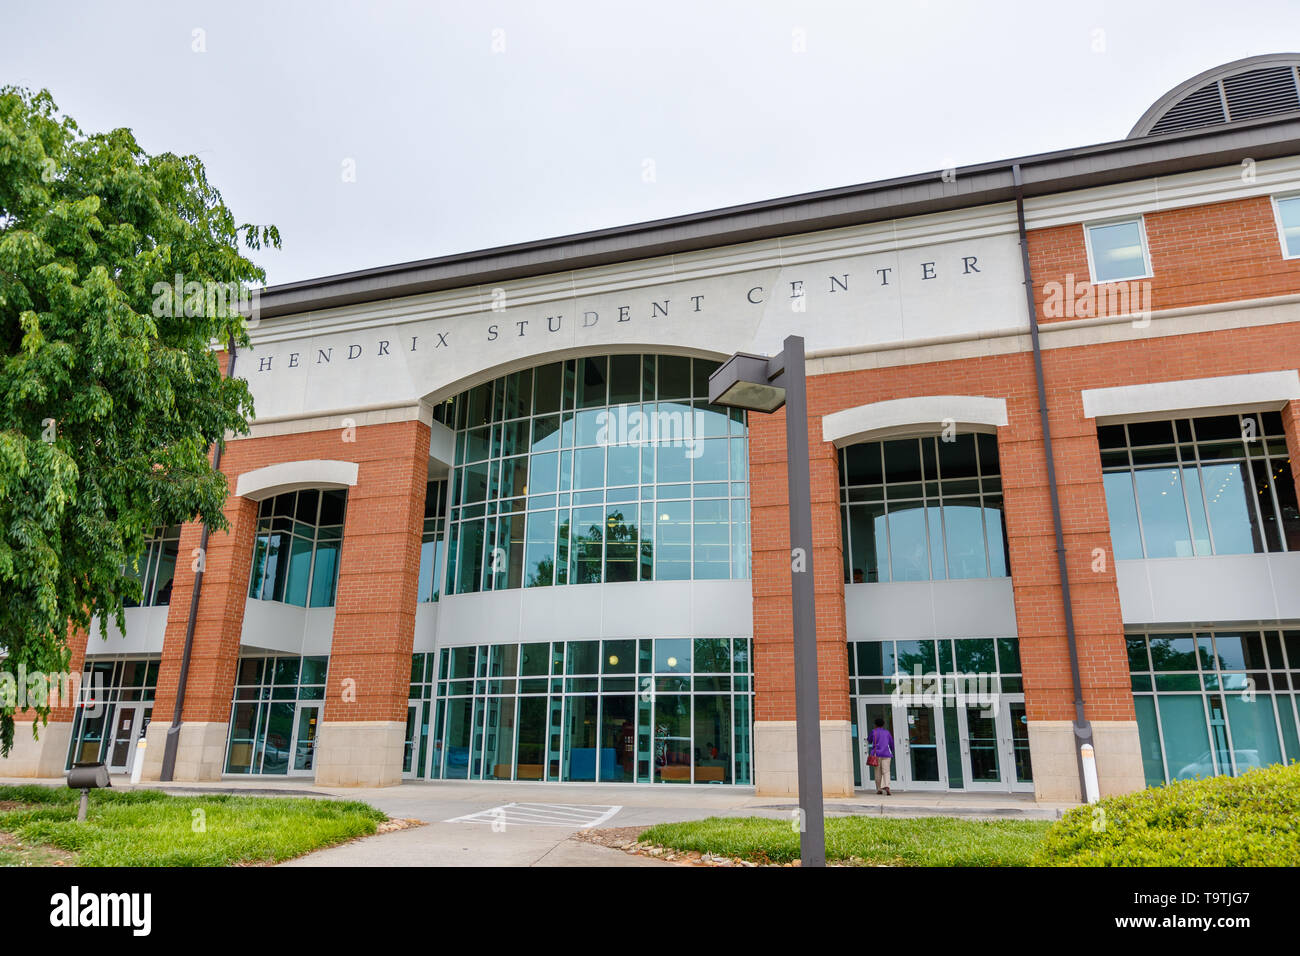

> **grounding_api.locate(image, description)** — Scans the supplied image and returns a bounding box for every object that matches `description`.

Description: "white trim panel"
[239,600,335,656]
[1116,554,1300,625]
[434,579,752,647]
[846,579,1018,640]
[822,395,1008,446]
[85,606,170,657]
[234,459,359,500]
[1080,370,1300,423]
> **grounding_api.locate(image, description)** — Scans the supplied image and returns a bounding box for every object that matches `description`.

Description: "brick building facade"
[5,55,1300,801]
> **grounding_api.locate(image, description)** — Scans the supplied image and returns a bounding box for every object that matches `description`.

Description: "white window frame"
[1271,192,1300,260]
[1083,215,1153,284]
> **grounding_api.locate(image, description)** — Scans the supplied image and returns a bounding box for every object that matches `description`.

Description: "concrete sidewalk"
[3,776,1075,867]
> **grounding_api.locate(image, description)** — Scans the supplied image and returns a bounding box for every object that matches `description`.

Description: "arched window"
[439,354,750,595]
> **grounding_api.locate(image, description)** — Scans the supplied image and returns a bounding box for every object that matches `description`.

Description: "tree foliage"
[0,87,278,753]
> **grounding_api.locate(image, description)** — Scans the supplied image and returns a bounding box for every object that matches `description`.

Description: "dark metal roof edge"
[257,114,1300,319]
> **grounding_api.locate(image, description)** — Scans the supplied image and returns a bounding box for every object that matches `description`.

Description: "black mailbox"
[67,762,111,790]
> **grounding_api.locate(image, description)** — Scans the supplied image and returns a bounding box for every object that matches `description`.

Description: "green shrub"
[1035,762,1300,866]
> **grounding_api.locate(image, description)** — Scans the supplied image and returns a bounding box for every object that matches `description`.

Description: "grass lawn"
[639,814,1053,866]
[0,784,386,866]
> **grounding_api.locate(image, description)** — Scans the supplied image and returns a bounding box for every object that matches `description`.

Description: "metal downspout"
[158,337,237,781]
[1011,164,1094,802]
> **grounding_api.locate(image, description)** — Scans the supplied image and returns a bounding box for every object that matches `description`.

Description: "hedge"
[1035,761,1300,866]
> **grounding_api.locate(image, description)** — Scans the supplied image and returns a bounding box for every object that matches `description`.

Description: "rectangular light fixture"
[707,351,786,413]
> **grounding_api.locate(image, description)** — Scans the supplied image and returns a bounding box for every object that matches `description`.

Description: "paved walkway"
[4,776,1076,867]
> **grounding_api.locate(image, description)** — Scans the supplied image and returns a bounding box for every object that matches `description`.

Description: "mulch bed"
[576,825,783,867]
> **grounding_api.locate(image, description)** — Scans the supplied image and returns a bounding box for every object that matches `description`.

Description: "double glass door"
[858,696,1032,792]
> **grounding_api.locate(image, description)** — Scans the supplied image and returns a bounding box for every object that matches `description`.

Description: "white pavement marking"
[446,802,622,829]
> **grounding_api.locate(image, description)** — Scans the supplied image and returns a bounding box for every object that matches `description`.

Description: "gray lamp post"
[709,334,826,868]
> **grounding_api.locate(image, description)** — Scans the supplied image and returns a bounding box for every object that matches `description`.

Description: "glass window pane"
[887,505,928,581]
[882,439,922,483]
[943,503,987,579]
[1201,462,1259,554]
[1149,634,1198,671]
[692,499,729,580]
[1103,472,1143,559]
[308,539,340,607]
[1133,696,1166,786]
[1088,220,1147,281]
[1225,695,1282,772]
[847,502,888,583]
[1133,467,1193,558]
[693,695,732,784]
[1159,695,1212,781]
[655,638,691,674]
[653,693,691,783]
[1278,195,1300,257]
[283,535,313,607]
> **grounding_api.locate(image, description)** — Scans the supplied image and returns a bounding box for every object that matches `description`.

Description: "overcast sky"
[7,1,1300,287]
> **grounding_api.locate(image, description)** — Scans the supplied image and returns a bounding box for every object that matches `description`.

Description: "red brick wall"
[324,422,430,725]
[1031,196,1300,320]
[150,418,430,730]
[755,316,1300,727]
[748,406,849,723]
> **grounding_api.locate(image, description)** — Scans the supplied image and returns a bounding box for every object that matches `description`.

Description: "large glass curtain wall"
[247,490,347,607]
[839,433,1010,583]
[1101,412,1299,559]
[224,655,328,775]
[123,526,181,607]
[1128,629,1300,786]
[413,638,753,784]
[65,657,159,768]
[441,355,750,594]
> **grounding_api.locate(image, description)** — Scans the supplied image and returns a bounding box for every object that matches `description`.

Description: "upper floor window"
[123,526,181,607]
[1085,218,1151,282]
[1275,194,1300,258]
[838,433,1009,584]
[417,479,448,602]
[1100,412,1299,560]
[442,354,749,594]
[248,489,347,607]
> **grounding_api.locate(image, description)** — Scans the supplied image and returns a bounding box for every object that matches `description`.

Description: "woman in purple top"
[869,718,894,795]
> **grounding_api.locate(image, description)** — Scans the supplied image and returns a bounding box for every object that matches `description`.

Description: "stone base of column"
[0,719,72,777]
[314,720,405,787]
[139,720,229,782]
[753,719,855,797]
[1028,719,1146,802]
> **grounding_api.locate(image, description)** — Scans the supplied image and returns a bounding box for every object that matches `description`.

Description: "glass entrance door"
[855,699,898,789]
[959,703,1004,790]
[858,695,1033,793]
[1007,699,1034,791]
[290,704,320,774]
[403,701,420,778]
[107,703,149,773]
[897,702,946,789]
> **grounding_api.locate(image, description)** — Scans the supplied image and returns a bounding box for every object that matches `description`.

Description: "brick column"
[999,380,1143,801]
[749,402,853,797]
[141,496,259,780]
[1281,400,1300,510]
[314,419,430,787]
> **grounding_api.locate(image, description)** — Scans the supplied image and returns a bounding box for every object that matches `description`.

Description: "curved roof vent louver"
[1130,53,1300,137]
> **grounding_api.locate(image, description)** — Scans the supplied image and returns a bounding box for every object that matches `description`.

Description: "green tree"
[0,87,278,754]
